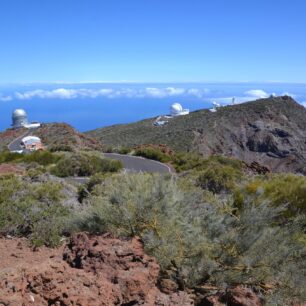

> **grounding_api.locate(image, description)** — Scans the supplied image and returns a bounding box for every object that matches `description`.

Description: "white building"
[21,136,43,151]
[170,103,189,116]
[209,101,221,112]
[12,109,28,128]
[12,109,41,129]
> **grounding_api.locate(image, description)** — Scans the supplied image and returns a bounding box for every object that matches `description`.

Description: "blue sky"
[0,0,305,83]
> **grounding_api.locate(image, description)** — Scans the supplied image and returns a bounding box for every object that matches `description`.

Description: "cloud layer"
[1,87,211,101]
[245,89,269,99]
[0,86,301,108]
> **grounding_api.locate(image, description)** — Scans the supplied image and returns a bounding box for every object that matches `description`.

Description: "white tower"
[12,109,28,128]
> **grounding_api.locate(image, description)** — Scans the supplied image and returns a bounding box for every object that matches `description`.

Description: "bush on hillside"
[117,147,131,155]
[49,144,74,152]
[134,147,171,163]
[102,146,132,154]
[0,151,23,163]
[75,173,306,304]
[0,175,69,246]
[196,159,243,193]
[0,150,61,166]
[22,150,61,166]
[51,152,122,177]
[172,154,244,173]
[77,173,108,203]
[75,174,196,267]
[183,201,306,305]
[234,173,306,217]
[26,164,47,179]
[197,165,242,193]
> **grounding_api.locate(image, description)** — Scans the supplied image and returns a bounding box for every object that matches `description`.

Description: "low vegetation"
[0,150,60,166]
[0,150,123,177]
[0,175,69,247]
[134,146,171,163]
[50,152,122,177]
[234,173,306,217]
[74,173,306,304]
[0,148,305,304]
[196,158,243,193]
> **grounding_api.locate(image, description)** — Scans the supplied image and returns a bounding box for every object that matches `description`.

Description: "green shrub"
[172,154,244,173]
[117,147,131,155]
[134,147,171,163]
[197,163,242,193]
[0,150,61,166]
[208,155,244,169]
[234,174,306,217]
[183,201,306,305]
[75,173,305,304]
[22,150,61,166]
[26,165,47,179]
[0,151,23,163]
[76,173,197,267]
[49,144,74,152]
[51,152,122,177]
[103,146,114,153]
[0,176,70,247]
[171,152,203,172]
[77,173,108,202]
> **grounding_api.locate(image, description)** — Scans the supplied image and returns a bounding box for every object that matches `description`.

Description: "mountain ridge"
[87,96,306,174]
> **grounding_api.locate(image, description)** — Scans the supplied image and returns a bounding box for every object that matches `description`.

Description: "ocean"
[0,82,305,132]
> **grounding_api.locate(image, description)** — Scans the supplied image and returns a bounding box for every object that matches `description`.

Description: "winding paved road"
[103,153,173,174]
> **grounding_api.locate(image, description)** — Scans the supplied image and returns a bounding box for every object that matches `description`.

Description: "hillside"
[87,96,306,174]
[0,122,102,152]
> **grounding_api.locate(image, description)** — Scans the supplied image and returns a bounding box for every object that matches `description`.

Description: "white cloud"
[244,89,269,99]
[4,86,209,101]
[15,89,77,100]
[144,87,186,98]
[301,101,306,108]
[187,88,210,98]
[14,88,117,100]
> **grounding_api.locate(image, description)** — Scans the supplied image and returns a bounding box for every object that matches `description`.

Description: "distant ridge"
[87,96,306,174]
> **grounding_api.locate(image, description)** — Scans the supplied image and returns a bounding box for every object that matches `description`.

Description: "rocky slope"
[0,233,264,306]
[87,96,306,174]
[34,123,102,151]
[0,233,193,306]
[0,123,102,151]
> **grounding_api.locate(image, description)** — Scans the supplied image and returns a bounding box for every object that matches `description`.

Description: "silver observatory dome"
[12,109,28,128]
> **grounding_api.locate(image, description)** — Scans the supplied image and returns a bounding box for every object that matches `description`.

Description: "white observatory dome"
[13,109,27,118]
[170,103,183,116]
[12,109,28,128]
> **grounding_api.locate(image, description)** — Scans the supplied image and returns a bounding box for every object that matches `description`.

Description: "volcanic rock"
[0,233,193,306]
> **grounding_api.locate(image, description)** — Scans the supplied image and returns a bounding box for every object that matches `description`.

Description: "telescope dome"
[12,109,28,128]
[170,103,183,116]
